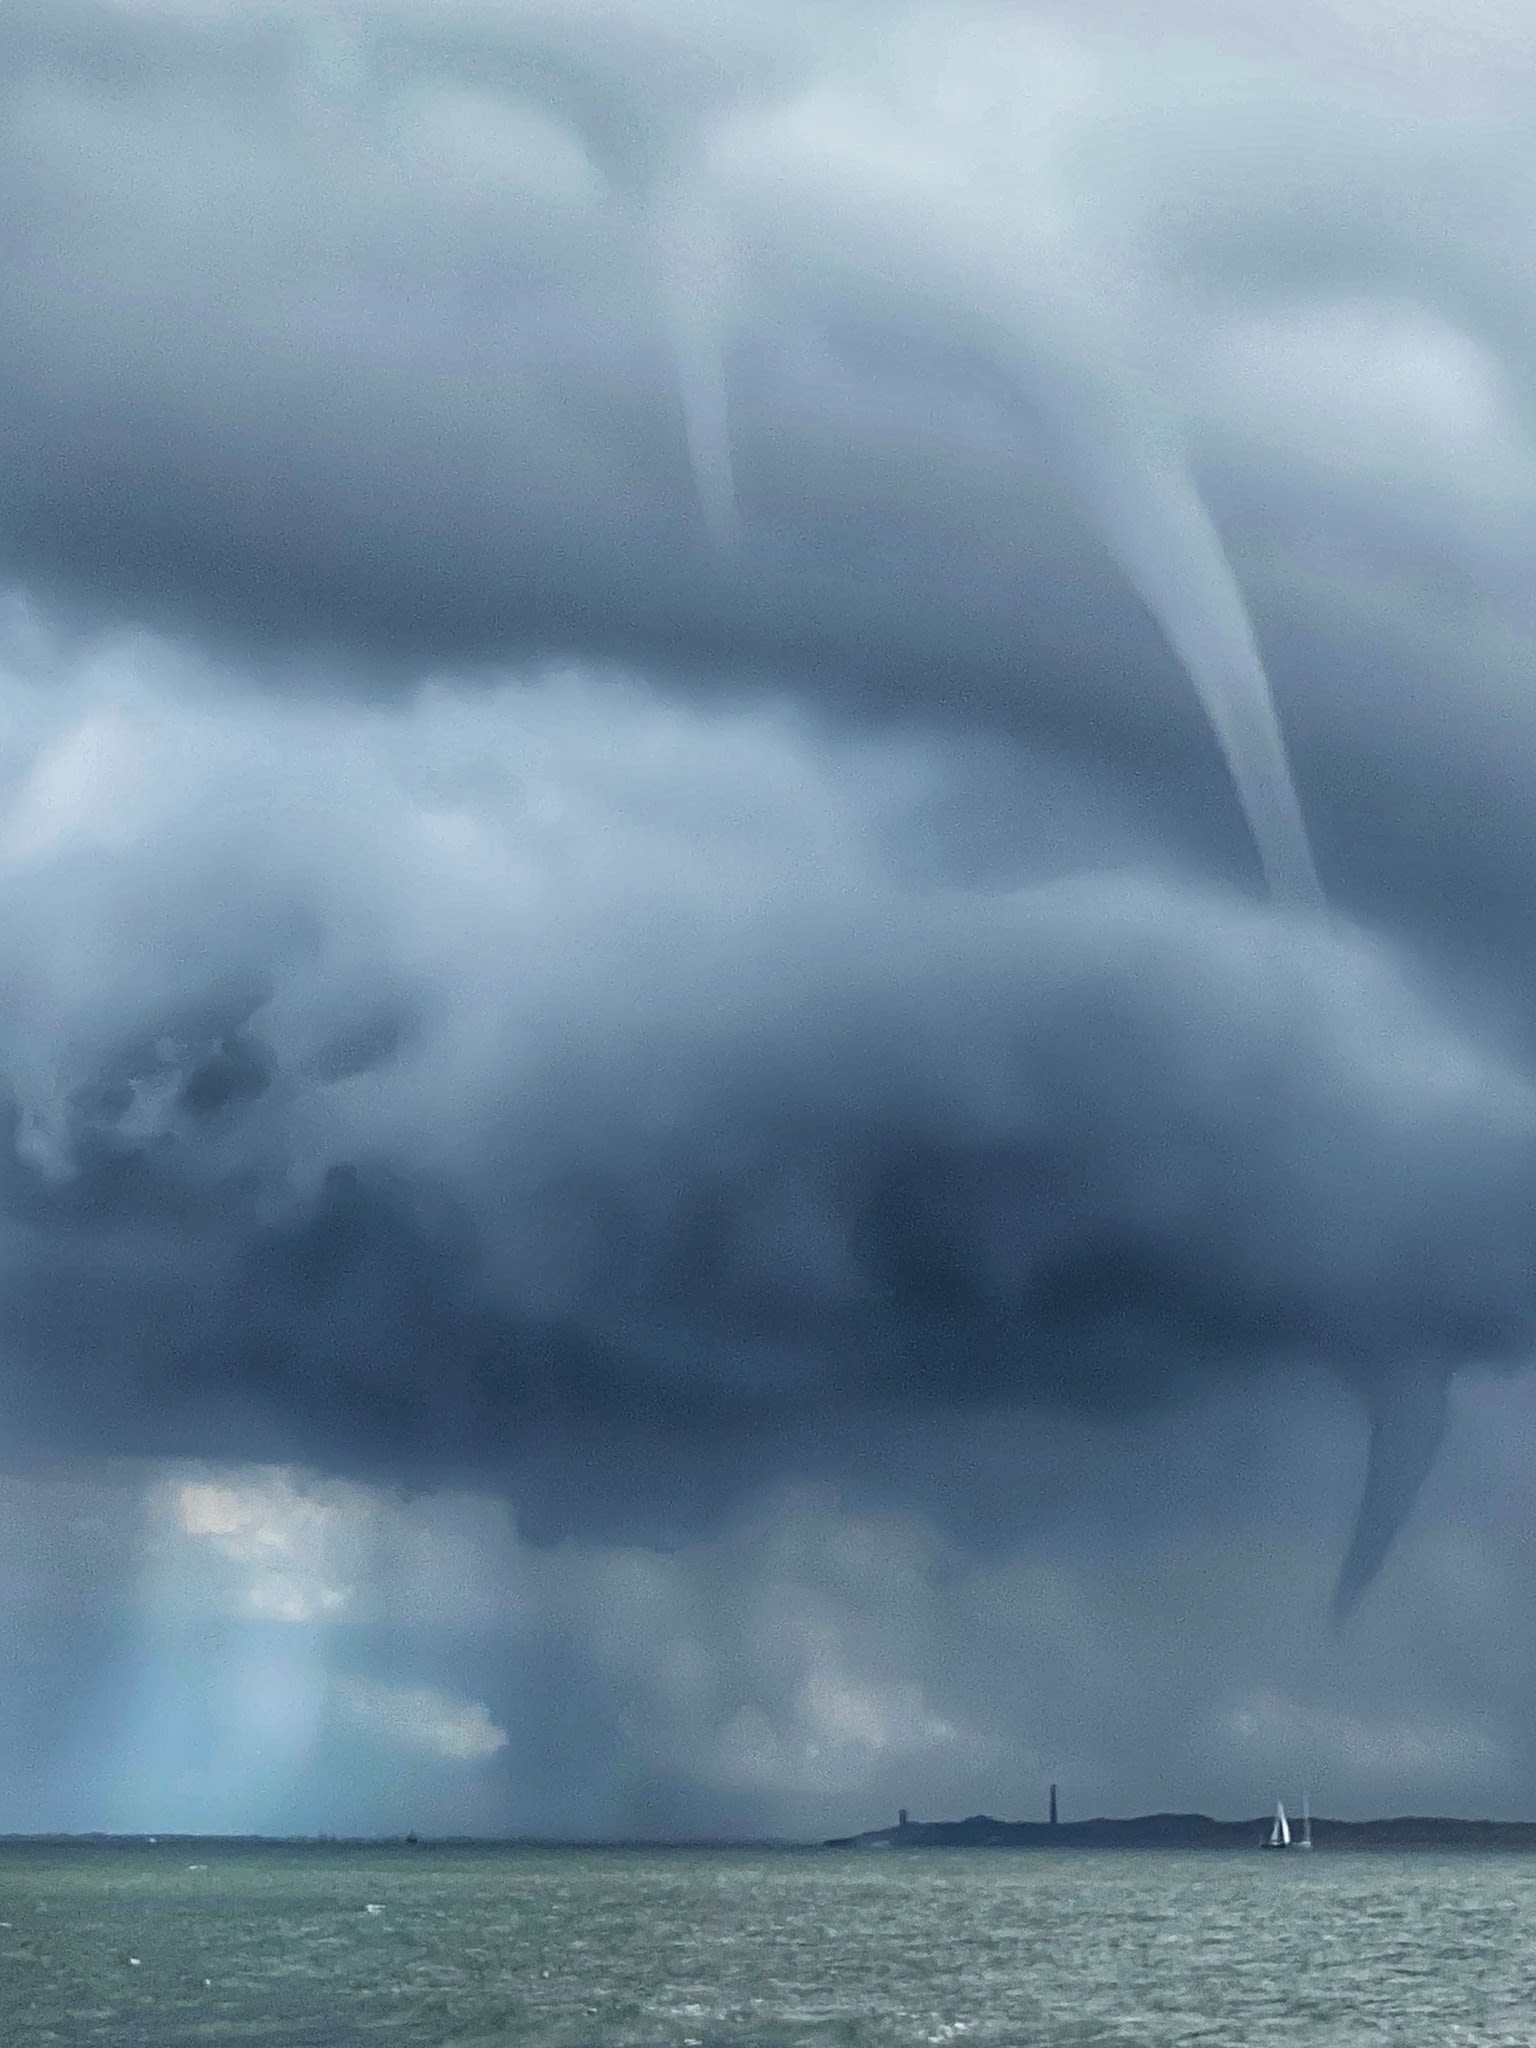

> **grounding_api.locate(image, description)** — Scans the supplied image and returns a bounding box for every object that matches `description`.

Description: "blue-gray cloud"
[2,0,1536,1833]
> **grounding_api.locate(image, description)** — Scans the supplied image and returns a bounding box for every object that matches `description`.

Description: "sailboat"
[1260,1796,1314,1850]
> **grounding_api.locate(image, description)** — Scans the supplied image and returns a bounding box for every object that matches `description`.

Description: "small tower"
[1049,1783,1059,1827]
[898,1808,909,1829]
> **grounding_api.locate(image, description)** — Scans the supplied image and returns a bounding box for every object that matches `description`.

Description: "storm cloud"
[0,643,1531,1567]
[2,0,1536,1831]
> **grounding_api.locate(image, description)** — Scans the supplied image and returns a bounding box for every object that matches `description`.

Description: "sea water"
[2,1842,1532,2046]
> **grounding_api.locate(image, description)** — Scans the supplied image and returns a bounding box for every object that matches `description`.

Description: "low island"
[825,1809,1536,1851]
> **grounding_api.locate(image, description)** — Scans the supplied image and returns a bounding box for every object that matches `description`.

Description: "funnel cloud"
[652,170,742,560]
[1332,1370,1453,1625]
[1039,397,1322,907]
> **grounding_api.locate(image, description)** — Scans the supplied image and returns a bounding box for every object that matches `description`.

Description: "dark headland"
[825,1812,1536,1851]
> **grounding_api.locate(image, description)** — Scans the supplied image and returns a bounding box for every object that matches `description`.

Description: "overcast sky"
[4,0,1536,1837]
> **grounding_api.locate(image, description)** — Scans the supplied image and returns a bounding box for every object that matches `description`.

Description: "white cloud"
[157,1470,368,1623]
[333,1674,509,1763]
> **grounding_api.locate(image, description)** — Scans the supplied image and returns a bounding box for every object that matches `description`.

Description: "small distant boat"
[1261,1796,1314,1850]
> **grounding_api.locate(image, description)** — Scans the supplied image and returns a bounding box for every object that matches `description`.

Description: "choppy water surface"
[3,1843,1535,2047]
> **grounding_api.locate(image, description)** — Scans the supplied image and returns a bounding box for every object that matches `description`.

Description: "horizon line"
[7,1807,1536,1847]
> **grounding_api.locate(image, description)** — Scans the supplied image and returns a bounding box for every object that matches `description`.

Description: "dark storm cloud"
[0,648,1531,1620]
[0,0,811,666]
[2,0,1536,1646]
[2,0,1532,907]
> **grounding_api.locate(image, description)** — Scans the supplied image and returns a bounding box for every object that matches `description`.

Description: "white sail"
[1299,1795,1313,1850]
[1268,1800,1290,1847]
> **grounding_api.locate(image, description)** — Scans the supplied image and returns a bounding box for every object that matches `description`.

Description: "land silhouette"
[825,1811,1536,1851]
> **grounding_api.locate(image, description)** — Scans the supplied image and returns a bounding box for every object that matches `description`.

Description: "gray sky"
[3,0,1536,1836]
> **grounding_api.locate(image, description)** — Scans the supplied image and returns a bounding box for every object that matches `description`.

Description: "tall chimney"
[1049,1783,1059,1826]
